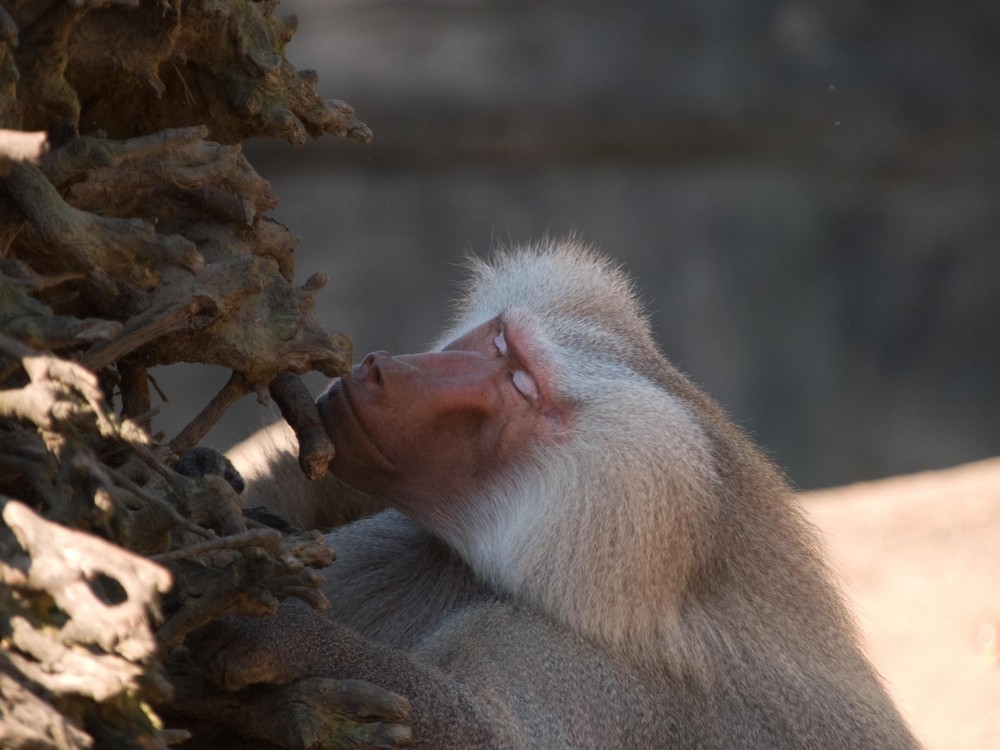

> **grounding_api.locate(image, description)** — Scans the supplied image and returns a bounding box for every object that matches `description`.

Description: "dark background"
[154,0,1000,490]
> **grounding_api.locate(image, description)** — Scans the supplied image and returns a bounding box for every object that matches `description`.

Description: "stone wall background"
[157,0,1000,490]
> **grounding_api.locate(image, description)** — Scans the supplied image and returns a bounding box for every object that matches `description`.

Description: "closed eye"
[495,325,541,403]
[512,369,539,402]
[493,330,508,356]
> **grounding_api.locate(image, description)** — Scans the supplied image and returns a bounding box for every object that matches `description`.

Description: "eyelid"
[496,322,543,404]
[494,328,508,356]
[512,369,540,402]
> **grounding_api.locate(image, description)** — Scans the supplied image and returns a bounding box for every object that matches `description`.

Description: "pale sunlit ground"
[805,458,1000,749]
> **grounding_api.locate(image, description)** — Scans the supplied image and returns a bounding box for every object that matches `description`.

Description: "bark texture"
[0,0,377,747]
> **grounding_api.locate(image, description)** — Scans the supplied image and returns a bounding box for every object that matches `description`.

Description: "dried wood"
[0,0,373,747]
[270,371,337,480]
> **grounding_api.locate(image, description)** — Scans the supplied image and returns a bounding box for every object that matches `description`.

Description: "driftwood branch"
[0,0,370,750]
[1,499,172,664]
[81,296,214,372]
[6,161,204,290]
[119,360,152,429]
[0,332,119,438]
[1,339,341,747]
[0,499,172,747]
[270,371,336,480]
[170,371,251,457]
[0,0,368,746]
[152,527,283,564]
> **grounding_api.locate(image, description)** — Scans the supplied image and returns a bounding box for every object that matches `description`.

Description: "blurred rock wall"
[159,0,1000,489]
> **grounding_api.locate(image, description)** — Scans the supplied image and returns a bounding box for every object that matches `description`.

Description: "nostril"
[361,350,391,385]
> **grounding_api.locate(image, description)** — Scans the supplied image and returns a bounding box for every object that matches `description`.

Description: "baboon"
[199,240,919,748]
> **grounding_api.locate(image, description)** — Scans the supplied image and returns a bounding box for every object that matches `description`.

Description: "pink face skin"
[317,315,564,524]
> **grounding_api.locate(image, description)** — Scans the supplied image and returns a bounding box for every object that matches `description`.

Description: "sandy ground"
[804,458,1000,749]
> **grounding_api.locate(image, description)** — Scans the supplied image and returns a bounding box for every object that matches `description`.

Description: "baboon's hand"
[188,612,302,690]
[174,446,246,494]
[263,676,412,749]
[185,609,413,748]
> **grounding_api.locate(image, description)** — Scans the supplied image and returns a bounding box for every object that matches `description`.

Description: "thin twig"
[169,371,250,456]
[268,372,335,480]
[152,528,282,563]
[82,297,212,372]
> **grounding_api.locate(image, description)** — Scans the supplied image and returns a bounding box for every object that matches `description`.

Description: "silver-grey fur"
[217,239,920,748]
